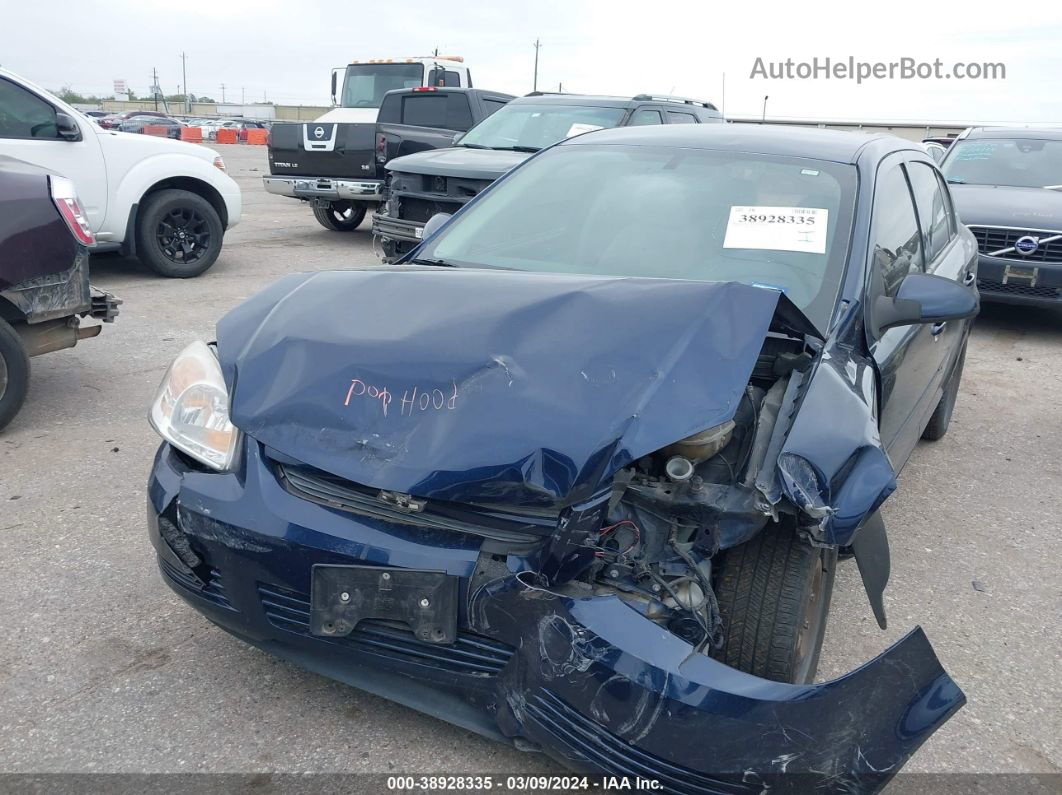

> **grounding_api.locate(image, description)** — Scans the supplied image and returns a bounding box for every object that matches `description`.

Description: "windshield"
[942,138,1062,188]
[341,63,424,108]
[420,144,857,330]
[457,104,627,151]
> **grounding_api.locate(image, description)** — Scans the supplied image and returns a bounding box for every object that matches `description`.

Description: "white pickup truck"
[0,68,241,277]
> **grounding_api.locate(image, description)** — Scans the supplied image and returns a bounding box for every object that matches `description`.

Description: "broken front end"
[147,269,963,791]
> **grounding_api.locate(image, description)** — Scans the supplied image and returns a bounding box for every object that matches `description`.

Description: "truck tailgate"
[268,123,376,179]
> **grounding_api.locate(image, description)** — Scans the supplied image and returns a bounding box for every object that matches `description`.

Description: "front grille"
[275,463,552,544]
[968,226,1062,263]
[158,556,235,611]
[523,689,754,794]
[257,582,514,675]
[977,278,1061,299]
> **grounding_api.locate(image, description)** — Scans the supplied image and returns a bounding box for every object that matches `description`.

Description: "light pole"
[180,52,189,113]
[532,39,541,92]
[762,95,769,122]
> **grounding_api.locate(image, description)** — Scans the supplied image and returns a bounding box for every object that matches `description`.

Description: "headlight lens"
[149,340,240,470]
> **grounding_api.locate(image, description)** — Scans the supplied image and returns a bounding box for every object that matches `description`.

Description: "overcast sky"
[4,0,1060,123]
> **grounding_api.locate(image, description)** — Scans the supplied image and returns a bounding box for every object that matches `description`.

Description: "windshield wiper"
[492,145,541,153]
[410,257,456,267]
[457,142,491,149]
[946,177,966,184]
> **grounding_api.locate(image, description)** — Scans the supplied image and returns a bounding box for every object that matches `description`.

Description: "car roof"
[559,123,918,164]
[509,93,717,111]
[962,126,1062,141]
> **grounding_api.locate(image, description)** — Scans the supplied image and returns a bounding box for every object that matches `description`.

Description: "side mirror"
[331,70,338,105]
[422,213,452,239]
[56,112,81,141]
[874,272,978,334]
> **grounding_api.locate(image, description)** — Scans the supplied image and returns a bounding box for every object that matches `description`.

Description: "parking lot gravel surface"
[0,145,1059,784]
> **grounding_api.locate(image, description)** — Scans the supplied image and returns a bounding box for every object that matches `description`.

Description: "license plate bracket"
[310,564,458,644]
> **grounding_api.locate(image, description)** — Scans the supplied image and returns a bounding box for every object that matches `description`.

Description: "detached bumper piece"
[148,440,964,795]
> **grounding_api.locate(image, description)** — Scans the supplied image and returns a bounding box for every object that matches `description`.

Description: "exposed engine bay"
[575,333,816,653]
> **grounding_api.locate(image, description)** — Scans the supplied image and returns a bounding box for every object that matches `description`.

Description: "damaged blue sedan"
[147,125,977,791]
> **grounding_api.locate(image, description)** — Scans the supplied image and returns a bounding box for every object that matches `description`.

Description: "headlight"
[149,340,240,470]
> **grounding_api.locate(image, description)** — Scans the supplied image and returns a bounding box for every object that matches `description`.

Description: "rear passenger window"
[666,111,698,124]
[0,78,58,139]
[873,164,924,296]
[906,162,952,263]
[629,109,664,126]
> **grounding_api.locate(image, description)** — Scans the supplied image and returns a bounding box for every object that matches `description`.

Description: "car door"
[905,158,968,375]
[0,76,108,230]
[867,157,940,469]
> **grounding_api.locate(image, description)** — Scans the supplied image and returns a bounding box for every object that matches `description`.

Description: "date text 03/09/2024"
[385,775,663,791]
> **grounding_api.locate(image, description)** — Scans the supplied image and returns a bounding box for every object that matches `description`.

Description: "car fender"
[772,310,898,550]
[100,146,240,239]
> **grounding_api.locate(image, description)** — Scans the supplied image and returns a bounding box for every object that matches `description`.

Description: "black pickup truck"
[0,156,120,430]
[263,87,513,232]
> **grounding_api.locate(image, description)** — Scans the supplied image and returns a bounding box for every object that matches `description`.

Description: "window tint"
[401,94,473,131]
[873,164,924,296]
[907,162,952,262]
[666,110,698,124]
[0,78,58,139]
[629,109,664,126]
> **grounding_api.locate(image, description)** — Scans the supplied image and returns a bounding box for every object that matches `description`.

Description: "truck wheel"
[136,189,224,278]
[711,523,836,684]
[0,318,30,431]
[312,201,366,232]
[922,342,967,441]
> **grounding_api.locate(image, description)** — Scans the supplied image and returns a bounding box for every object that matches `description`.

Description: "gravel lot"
[0,144,1059,785]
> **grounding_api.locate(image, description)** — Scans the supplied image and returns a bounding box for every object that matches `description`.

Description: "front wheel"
[711,523,837,684]
[135,189,224,278]
[312,201,367,232]
[0,318,30,431]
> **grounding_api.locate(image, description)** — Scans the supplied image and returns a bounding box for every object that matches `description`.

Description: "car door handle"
[963,272,976,286]
[931,321,947,336]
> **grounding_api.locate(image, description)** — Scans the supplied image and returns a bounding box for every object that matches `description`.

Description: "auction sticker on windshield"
[723,206,828,254]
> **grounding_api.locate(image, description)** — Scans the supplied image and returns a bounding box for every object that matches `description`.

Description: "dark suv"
[939,126,1062,307]
[0,156,119,429]
[372,93,723,260]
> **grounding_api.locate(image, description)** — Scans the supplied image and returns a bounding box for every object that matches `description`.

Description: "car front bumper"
[148,441,964,792]
[263,176,383,203]
[975,254,1062,306]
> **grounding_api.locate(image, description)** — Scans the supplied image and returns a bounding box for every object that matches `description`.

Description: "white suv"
[0,69,241,277]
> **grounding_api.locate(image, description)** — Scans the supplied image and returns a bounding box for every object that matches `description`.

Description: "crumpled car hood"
[216,268,786,507]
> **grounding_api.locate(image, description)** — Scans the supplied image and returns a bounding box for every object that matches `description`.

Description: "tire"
[312,201,367,232]
[0,318,30,432]
[922,342,967,441]
[135,189,224,278]
[711,523,837,684]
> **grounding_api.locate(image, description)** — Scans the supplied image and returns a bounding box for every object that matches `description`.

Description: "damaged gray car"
[147,124,977,791]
